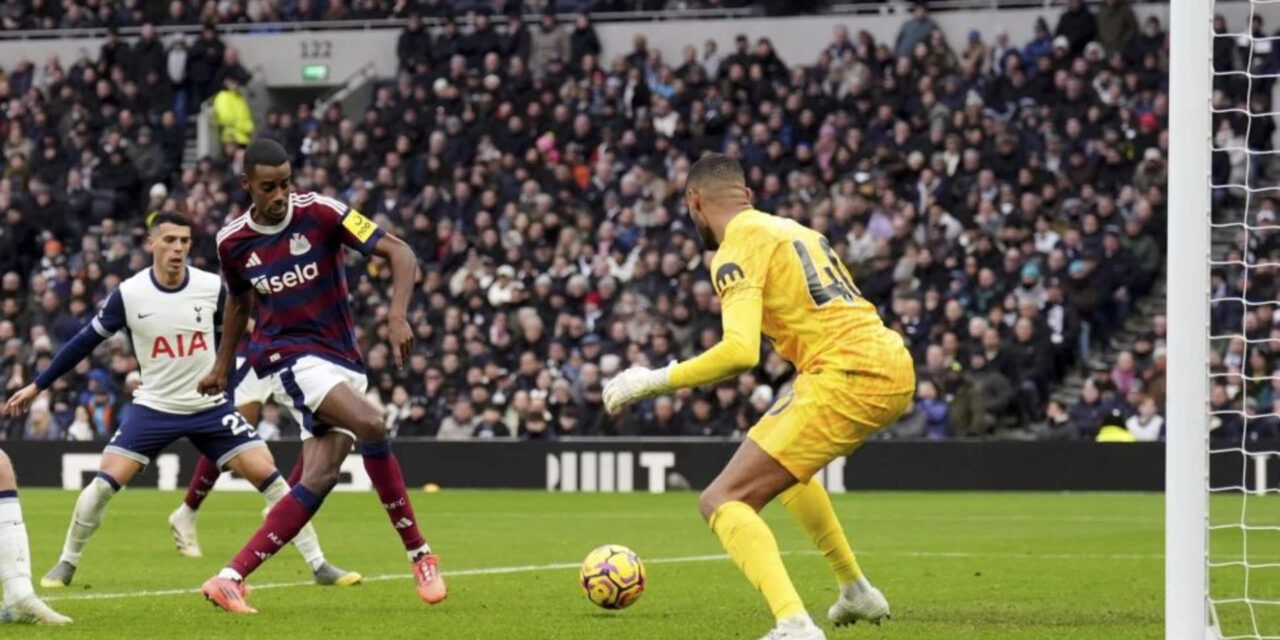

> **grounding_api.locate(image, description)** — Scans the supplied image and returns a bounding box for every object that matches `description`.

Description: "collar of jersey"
[246,196,294,235]
[149,266,189,292]
[723,207,759,237]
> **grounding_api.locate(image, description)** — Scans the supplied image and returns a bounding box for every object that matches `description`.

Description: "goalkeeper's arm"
[668,293,762,388]
[603,293,762,413]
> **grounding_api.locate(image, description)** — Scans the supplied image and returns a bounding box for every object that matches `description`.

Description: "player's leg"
[42,449,143,588]
[0,450,70,624]
[313,380,446,604]
[769,377,913,628]
[205,431,351,613]
[221,444,360,586]
[699,438,821,640]
[169,455,220,558]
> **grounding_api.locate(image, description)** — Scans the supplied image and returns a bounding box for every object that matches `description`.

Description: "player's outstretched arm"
[3,322,110,416]
[198,288,251,395]
[371,233,419,369]
[604,294,763,415]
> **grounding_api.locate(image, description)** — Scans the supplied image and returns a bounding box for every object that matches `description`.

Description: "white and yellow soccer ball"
[579,544,647,610]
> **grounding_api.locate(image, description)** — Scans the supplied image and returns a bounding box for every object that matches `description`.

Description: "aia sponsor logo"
[151,332,209,359]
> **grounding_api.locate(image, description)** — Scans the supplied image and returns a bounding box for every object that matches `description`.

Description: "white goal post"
[1168,0,1212,639]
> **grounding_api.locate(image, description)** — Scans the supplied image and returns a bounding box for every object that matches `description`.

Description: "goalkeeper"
[604,154,915,640]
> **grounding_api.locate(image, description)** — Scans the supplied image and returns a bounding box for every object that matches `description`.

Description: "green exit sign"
[302,64,329,82]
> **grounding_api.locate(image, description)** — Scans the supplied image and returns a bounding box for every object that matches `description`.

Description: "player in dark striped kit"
[198,139,446,614]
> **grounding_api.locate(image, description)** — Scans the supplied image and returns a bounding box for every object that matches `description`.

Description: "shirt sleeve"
[667,238,775,389]
[90,290,126,337]
[218,239,252,295]
[37,295,119,389]
[668,293,763,388]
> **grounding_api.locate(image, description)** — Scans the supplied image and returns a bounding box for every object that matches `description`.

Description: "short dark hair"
[686,152,745,192]
[147,211,193,231]
[242,138,290,177]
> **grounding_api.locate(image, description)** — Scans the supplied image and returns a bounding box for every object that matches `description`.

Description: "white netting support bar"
[1169,0,1213,639]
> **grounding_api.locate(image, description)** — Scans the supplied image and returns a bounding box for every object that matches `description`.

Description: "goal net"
[1177,0,1280,638]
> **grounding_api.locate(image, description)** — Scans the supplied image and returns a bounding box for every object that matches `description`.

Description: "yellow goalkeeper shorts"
[748,370,914,483]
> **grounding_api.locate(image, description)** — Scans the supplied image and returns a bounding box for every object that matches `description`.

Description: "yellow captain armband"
[342,209,378,242]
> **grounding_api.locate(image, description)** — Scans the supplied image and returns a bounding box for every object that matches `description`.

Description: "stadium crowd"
[0,0,779,30]
[0,1,1179,442]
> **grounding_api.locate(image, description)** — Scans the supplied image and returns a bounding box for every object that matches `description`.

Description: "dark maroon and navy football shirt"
[216,192,384,375]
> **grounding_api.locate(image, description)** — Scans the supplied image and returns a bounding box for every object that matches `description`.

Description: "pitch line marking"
[39,549,1165,603]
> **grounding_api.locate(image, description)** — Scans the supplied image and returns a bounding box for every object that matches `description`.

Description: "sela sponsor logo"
[251,262,320,294]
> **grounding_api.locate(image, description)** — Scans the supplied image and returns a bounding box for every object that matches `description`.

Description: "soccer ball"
[579,544,646,609]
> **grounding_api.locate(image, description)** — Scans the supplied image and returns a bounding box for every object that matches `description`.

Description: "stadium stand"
[0,0,1173,442]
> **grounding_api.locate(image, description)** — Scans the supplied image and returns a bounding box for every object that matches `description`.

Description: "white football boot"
[757,615,826,640]
[828,578,891,627]
[1,596,72,624]
[168,507,202,558]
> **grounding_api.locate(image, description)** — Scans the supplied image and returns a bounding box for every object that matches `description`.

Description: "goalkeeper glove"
[603,364,674,415]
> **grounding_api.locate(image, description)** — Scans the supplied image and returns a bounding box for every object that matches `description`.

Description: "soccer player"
[166,341,358,585]
[603,154,915,640]
[3,213,354,589]
[197,138,445,614]
[0,450,70,625]
[165,333,354,577]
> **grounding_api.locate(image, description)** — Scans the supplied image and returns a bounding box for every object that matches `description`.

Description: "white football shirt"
[93,266,226,414]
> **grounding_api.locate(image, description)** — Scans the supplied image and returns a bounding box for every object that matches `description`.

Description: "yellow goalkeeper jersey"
[706,208,914,394]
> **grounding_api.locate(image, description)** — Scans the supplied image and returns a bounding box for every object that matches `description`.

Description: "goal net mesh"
[1210,1,1280,637]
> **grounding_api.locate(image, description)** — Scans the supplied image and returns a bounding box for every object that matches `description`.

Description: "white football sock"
[0,495,34,607]
[840,575,874,599]
[260,477,325,571]
[173,502,196,522]
[407,544,431,562]
[59,477,117,566]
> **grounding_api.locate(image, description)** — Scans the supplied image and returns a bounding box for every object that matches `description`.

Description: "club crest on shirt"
[289,233,312,256]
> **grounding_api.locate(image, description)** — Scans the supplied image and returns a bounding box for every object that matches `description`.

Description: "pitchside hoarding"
[3,440,1172,493]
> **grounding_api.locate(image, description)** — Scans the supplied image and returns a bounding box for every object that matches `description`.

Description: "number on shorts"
[222,413,256,437]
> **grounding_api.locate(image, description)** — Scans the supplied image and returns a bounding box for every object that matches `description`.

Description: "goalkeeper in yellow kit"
[604,154,915,640]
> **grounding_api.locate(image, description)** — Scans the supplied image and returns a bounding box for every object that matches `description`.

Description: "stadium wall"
[0,3,1247,88]
[5,440,1179,492]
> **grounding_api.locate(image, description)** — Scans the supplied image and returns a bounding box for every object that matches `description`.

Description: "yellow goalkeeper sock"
[709,501,807,622]
[780,480,863,585]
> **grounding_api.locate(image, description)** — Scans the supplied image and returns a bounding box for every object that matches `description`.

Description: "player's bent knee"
[349,414,388,441]
[698,488,727,522]
[303,465,341,496]
[99,453,142,487]
[226,448,278,487]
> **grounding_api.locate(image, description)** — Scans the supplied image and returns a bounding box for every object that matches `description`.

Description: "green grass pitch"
[2,488,1248,639]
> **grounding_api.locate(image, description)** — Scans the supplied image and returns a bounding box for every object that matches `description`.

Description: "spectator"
[397,13,433,72]
[1054,0,1097,58]
[530,10,569,74]
[1069,381,1108,440]
[438,398,480,440]
[1097,0,1139,57]
[895,3,937,59]
[915,379,949,439]
[212,76,254,145]
[1126,396,1163,441]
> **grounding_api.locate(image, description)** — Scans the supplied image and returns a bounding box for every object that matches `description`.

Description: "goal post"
[1168,0,1213,638]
